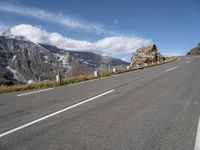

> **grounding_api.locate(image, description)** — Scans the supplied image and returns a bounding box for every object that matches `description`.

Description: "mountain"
[187,42,200,55]
[130,44,165,68]
[40,44,128,71]
[0,35,128,85]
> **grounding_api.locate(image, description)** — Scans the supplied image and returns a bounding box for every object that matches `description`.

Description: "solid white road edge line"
[194,117,200,150]
[0,89,115,138]
[164,66,178,73]
[17,88,54,96]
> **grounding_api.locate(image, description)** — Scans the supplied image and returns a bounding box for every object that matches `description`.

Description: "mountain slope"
[40,44,129,71]
[0,36,72,83]
[187,43,200,55]
[0,36,128,84]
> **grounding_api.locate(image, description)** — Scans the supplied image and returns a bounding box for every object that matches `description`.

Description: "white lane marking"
[195,117,200,150]
[17,88,54,97]
[0,89,115,138]
[187,61,191,64]
[164,66,178,73]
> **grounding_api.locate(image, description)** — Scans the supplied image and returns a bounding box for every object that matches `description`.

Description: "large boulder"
[130,44,165,68]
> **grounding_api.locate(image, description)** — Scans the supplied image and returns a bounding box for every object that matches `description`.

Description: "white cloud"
[7,24,152,58]
[0,2,113,35]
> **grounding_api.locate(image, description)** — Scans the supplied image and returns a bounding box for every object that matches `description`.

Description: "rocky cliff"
[187,42,200,55]
[0,36,74,84]
[0,36,128,85]
[130,44,165,68]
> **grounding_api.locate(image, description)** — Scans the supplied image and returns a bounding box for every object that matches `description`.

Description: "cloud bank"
[6,24,152,58]
[0,2,113,35]
[0,2,153,60]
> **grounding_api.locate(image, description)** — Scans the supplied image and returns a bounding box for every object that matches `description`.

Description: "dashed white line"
[164,66,178,73]
[0,89,115,138]
[186,61,191,64]
[194,117,200,150]
[17,88,54,97]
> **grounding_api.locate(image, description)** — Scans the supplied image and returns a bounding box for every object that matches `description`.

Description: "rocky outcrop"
[187,42,200,55]
[130,44,165,68]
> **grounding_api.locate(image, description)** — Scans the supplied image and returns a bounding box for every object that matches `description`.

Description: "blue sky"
[0,0,200,62]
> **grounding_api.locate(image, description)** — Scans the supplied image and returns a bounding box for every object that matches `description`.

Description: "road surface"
[0,56,200,150]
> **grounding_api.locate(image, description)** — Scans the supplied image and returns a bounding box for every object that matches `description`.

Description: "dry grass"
[0,74,99,94]
[98,71,113,77]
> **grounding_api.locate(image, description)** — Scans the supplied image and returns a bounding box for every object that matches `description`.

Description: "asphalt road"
[0,56,200,150]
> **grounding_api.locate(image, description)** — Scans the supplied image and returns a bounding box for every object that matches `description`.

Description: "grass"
[0,57,176,94]
[0,74,98,94]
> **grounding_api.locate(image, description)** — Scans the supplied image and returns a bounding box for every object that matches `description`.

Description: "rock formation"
[130,44,165,68]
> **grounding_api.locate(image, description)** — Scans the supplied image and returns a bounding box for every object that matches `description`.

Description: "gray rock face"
[187,42,200,55]
[40,44,129,71]
[130,44,165,67]
[0,36,71,83]
[0,36,128,84]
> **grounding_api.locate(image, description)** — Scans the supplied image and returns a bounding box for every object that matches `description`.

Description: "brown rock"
[130,44,165,68]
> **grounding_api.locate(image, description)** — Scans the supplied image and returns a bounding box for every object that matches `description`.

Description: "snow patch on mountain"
[83,61,97,67]
[11,55,16,62]
[54,53,70,68]
[44,55,49,63]
[6,66,26,82]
